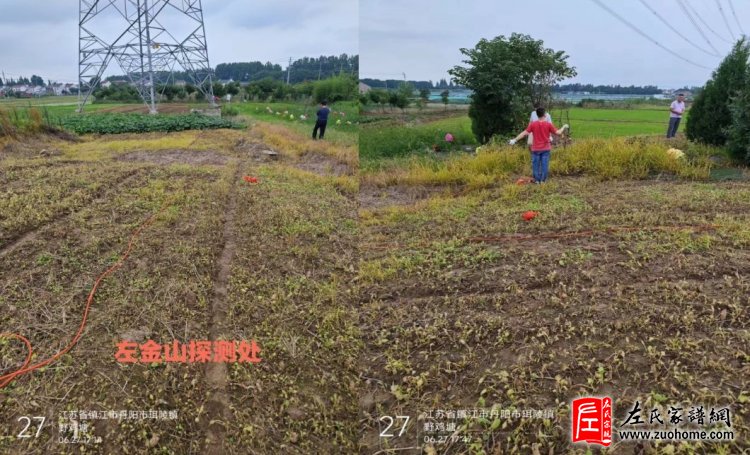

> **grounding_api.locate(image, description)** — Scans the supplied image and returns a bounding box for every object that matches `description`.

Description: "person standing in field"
[527,104,552,150]
[312,100,330,140]
[666,93,686,138]
[509,107,568,183]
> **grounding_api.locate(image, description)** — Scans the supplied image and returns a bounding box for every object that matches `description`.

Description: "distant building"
[359,82,371,94]
[48,84,66,96]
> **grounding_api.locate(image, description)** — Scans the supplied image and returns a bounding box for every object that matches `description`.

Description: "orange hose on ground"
[0,208,163,389]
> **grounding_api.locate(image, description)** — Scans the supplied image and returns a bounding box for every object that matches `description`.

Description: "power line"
[715,0,737,40]
[675,0,721,55]
[684,0,734,45]
[638,0,719,56]
[589,0,714,70]
[726,0,746,36]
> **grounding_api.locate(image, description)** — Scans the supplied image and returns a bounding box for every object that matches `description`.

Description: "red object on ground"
[243,176,259,184]
[516,177,534,185]
[522,211,539,221]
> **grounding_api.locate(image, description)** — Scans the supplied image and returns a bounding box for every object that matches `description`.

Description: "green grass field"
[0,98,359,146]
[0,95,80,107]
[360,105,687,167]
[232,100,359,147]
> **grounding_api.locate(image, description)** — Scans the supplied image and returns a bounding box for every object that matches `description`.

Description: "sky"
[360,0,749,88]
[0,0,358,83]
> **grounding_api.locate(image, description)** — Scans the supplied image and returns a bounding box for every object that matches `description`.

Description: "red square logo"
[572,397,612,446]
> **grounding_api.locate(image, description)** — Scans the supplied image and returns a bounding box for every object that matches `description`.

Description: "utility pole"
[286,57,292,85]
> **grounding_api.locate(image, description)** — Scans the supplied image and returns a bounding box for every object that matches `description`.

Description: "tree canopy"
[449,33,576,143]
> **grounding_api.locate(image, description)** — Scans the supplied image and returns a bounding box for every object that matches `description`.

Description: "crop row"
[59,113,239,135]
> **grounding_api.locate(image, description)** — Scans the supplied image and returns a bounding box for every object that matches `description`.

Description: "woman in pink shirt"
[509,107,569,183]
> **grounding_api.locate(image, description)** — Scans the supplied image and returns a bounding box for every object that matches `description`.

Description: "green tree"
[368,89,388,112]
[212,82,227,98]
[388,90,409,112]
[687,38,750,146]
[418,88,430,102]
[449,33,576,143]
[312,75,357,103]
[388,82,413,113]
[440,89,450,110]
[727,70,750,163]
[417,88,430,111]
[226,82,240,96]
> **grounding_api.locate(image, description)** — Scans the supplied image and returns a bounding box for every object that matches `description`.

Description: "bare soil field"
[358,178,750,454]
[0,125,359,454]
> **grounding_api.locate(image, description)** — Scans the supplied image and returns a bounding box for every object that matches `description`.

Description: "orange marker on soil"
[522,211,538,221]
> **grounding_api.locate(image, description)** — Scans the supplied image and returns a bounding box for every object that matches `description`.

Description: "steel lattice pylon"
[78,0,216,113]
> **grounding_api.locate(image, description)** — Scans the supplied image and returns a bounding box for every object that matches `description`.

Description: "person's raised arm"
[554,124,569,135]
[509,130,529,145]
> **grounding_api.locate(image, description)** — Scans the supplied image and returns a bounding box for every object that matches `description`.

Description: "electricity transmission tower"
[78,0,215,113]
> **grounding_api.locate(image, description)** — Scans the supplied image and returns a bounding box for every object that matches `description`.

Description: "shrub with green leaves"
[312,75,357,104]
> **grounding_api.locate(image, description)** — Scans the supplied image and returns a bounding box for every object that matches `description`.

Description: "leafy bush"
[59,113,239,135]
[312,75,357,103]
[221,105,239,117]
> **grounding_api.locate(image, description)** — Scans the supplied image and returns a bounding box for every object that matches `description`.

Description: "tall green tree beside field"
[449,33,576,143]
[686,38,750,147]
[727,70,750,163]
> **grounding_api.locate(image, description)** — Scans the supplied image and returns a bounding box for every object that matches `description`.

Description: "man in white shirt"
[527,105,552,149]
[666,93,686,138]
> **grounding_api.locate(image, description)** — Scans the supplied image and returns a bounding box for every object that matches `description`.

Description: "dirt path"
[202,161,242,454]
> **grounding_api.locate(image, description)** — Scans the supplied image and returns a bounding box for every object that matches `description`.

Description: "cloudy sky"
[0,0,357,83]
[361,0,749,88]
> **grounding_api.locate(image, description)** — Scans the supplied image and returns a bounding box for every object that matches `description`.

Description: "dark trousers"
[666,117,681,138]
[312,120,327,139]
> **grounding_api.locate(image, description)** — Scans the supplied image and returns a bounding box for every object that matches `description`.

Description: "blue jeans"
[531,150,550,182]
[666,117,681,138]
